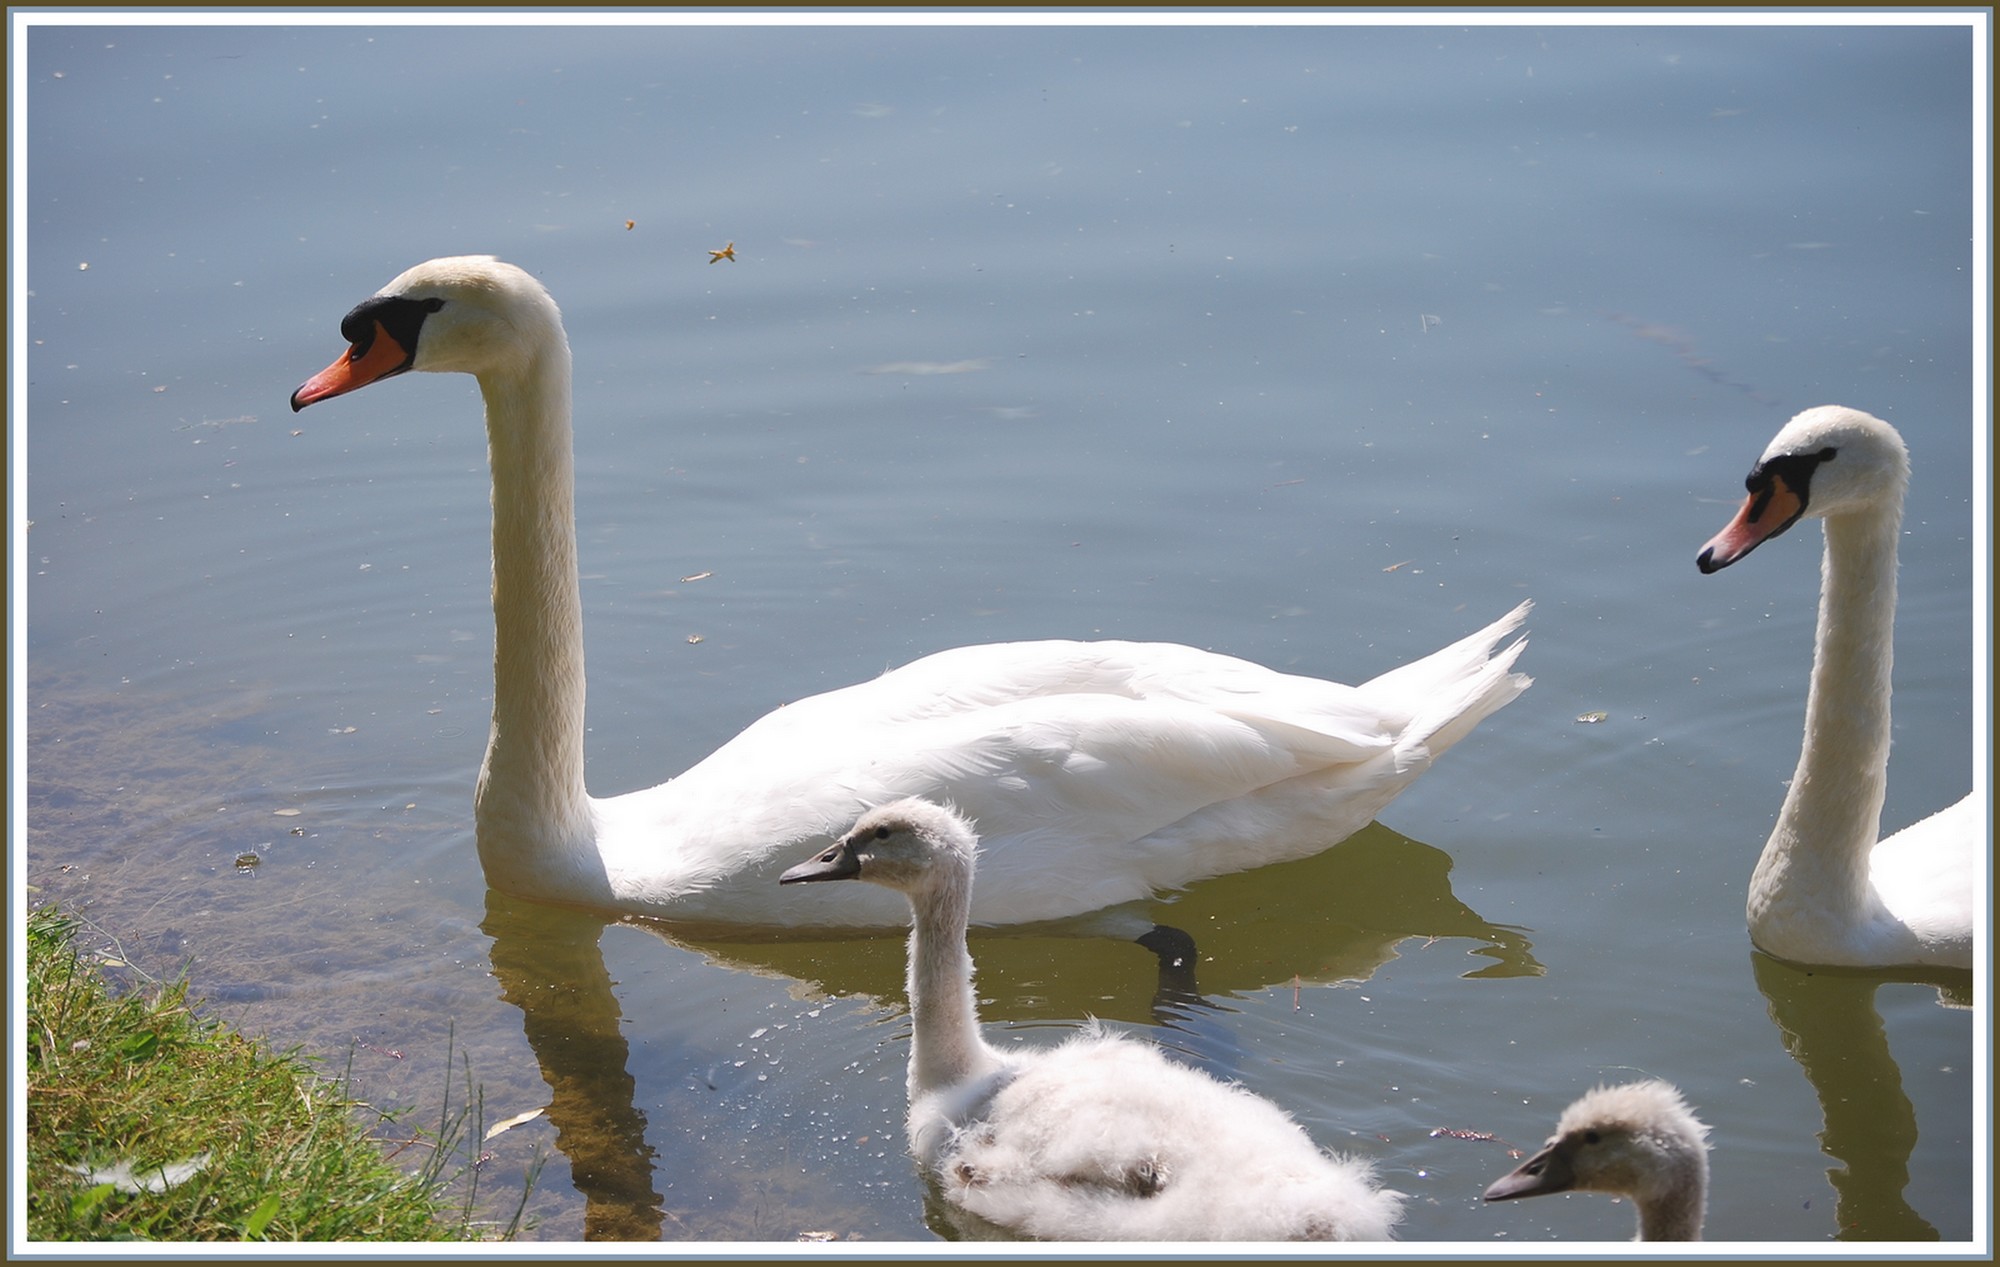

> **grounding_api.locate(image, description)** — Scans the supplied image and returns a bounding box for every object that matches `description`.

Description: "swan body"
[1696,406,1975,971]
[1483,1080,1710,1241]
[781,798,1404,1241]
[293,255,1531,928]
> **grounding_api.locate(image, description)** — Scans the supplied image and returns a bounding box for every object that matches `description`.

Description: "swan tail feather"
[1361,601,1532,768]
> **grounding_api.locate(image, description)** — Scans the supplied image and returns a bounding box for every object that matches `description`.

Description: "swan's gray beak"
[1482,1139,1575,1202]
[780,839,862,885]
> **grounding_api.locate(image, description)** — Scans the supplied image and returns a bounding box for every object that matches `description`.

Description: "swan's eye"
[1818,446,1837,462]
[874,826,892,841]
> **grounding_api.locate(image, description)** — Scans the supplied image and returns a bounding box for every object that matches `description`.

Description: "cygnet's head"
[1697,405,1911,573]
[778,798,978,895]
[292,255,565,410]
[1483,1080,1710,1238]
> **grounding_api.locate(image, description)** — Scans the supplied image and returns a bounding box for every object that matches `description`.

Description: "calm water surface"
[17,15,1985,1250]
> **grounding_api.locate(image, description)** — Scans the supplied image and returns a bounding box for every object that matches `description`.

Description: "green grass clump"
[25,904,528,1241]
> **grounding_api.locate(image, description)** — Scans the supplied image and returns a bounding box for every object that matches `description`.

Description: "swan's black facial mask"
[1739,447,1836,541]
[339,295,441,364]
[1695,446,1836,574]
[291,295,445,411]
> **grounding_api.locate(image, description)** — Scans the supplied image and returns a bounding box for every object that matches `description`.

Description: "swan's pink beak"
[1696,476,1803,574]
[290,321,414,412]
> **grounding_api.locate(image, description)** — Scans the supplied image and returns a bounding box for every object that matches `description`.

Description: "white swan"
[1483,1080,1710,1241]
[292,255,1532,928]
[1696,406,1975,971]
[780,797,1404,1240]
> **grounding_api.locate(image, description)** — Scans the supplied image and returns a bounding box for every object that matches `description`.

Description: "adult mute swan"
[781,798,1404,1240]
[291,255,1531,928]
[1483,1080,1710,1241]
[1696,406,1974,971]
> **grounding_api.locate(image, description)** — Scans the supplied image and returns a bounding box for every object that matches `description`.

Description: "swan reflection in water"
[478,820,1540,1241]
[1749,951,1970,1242]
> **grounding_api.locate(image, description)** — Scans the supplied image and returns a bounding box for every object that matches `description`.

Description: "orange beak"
[290,320,415,412]
[1696,471,1804,574]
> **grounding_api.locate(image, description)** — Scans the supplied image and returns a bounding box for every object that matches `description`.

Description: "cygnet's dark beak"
[1482,1139,1575,1202]
[779,838,862,884]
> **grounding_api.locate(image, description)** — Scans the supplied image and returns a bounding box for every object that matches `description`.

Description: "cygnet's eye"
[874,826,892,841]
[1583,1130,1602,1145]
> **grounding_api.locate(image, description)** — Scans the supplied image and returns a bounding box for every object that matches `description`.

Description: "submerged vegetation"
[24,903,537,1242]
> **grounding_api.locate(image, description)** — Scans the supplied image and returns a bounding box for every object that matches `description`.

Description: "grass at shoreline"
[24,903,535,1242]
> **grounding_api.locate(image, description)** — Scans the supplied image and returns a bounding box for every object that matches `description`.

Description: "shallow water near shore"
[18,14,1984,1248]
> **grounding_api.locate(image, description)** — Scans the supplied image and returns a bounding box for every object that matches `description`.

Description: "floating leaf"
[273,808,301,817]
[1575,711,1609,724]
[483,1107,546,1141]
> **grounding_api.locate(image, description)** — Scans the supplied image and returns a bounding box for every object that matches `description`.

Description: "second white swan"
[1697,406,1974,971]
[292,255,1532,928]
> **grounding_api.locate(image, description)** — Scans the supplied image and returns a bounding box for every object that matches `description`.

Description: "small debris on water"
[1429,1127,1499,1143]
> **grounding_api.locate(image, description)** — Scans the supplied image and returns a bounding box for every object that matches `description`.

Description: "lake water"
[14,12,1986,1252]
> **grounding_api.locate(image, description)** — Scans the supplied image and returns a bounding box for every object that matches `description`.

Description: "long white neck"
[471,345,604,897]
[1750,497,1900,940]
[903,859,1004,1098]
